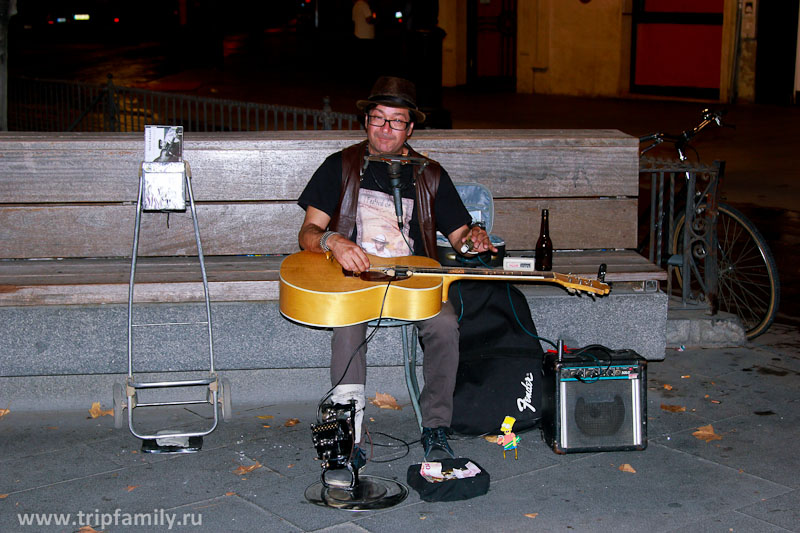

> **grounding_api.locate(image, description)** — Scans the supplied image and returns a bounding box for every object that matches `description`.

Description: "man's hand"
[328,234,371,273]
[298,207,371,273]
[451,224,498,255]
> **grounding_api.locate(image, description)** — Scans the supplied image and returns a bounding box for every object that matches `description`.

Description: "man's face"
[365,105,414,155]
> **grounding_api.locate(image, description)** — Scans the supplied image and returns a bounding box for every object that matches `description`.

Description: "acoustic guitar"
[279,250,610,327]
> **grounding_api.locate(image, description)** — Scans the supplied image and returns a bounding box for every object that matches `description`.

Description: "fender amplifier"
[542,348,647,453]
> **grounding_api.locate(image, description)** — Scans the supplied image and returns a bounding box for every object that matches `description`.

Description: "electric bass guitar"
[279,251,610,327]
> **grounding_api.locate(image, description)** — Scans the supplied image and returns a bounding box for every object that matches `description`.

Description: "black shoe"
[322,445,366,488]
[421,427,455,461]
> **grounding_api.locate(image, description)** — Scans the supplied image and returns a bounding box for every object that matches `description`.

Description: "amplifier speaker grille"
[542,351,647,453]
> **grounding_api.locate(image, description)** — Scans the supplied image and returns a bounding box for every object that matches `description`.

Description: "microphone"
[388,161,404,229]
[363,153,426,231]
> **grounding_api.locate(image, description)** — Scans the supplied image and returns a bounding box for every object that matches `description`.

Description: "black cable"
[570,344,614,384]
[453,280,464,322]
[316,278,395,422]
[398,222,414,255]
[505,283,557,349]
[363,430,411,463]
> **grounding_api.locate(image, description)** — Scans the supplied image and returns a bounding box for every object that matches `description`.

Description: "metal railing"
[640,157,722,310]
[8,75,362,132]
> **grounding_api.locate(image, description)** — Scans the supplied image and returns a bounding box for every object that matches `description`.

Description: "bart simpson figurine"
[496,416,521,459]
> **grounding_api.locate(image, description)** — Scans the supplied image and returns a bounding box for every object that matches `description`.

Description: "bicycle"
[639,109,780,340]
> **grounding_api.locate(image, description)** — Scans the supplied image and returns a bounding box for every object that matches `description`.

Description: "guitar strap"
[333,141,441,259]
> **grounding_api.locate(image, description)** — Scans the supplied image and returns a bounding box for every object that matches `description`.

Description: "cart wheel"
[113,383,126,429]
[219,378,233,421]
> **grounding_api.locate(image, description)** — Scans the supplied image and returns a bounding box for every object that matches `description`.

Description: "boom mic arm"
[363,154,429,166]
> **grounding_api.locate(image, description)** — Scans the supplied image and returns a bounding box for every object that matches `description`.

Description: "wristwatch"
[320,231,338,252]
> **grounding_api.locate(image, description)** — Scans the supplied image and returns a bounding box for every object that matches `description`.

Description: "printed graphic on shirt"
[356,189,414,257]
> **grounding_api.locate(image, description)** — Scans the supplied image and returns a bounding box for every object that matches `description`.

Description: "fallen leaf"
[369,392,402,410]
[419,516,427,520]
[693,424,722,443]
[619,464,637,473]
[125,485,139,492]
[681,375,691,379]
[660,404,686,413]
[78,527,103,533]
[0,408,9,419]
[225,491,236,496]
[484,435,498,443]
[711,400,721,404]
[704,394,710,398]
[284,418,300,427]
[663,384,673,390]
[262,425,271,428]
[287,464,295,468]
[369,417,375,422]
[233,462,262,476]
[89,402,113,418]
[256,415,274,420]
[46,426,58,430]
[524,513,539,518]
[0,494,8,499]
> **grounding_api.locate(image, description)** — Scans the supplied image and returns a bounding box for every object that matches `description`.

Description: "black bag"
[449,281,544,435]
[406,458,490,502]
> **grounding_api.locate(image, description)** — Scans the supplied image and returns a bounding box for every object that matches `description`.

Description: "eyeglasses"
[366,115,410,131]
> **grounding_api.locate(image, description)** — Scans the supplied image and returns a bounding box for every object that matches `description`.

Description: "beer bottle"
[535,209,553,271]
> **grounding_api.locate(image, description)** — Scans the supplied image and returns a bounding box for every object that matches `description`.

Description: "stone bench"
[0,130,667,409]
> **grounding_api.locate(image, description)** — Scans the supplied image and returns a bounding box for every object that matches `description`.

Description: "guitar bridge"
[358,266,412,282]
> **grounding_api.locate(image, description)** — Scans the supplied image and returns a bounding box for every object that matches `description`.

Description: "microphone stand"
[388,161,404,229]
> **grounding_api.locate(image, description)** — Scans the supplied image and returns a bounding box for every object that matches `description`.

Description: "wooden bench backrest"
[0,130,639,259]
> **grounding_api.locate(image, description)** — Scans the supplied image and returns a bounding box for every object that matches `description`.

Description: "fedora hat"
[356,76,426,124]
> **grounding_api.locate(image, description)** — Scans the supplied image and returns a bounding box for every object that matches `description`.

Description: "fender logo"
[516,372,536,413]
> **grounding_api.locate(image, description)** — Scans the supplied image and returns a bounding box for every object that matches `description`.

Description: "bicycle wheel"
[672,203,780,339]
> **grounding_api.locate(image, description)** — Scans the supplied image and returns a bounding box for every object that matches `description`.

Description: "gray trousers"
[331,302,460,429]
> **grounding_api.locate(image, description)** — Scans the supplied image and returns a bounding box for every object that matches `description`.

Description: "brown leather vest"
[330,140,441,259]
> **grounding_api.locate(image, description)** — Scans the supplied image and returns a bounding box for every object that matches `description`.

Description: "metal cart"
[113,160,231,451]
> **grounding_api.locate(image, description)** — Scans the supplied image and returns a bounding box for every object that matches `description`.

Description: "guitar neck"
[366,262,610,296]
[409,266,555,283]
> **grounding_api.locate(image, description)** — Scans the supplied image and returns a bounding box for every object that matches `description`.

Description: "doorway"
[755,0,799,105]
[630,0,724,99]
[467,0,517,90]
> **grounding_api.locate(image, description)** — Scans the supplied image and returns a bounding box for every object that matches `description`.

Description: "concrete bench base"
[0,283,667,410]
[0,284,666,377]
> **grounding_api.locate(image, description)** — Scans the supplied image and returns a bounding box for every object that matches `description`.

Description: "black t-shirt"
[298,150,471,257]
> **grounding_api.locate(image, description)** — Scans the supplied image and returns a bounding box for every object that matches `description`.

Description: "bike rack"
[640,157,723,313]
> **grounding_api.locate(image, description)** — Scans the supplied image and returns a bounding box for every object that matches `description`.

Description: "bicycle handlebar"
[639,108,730,161]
